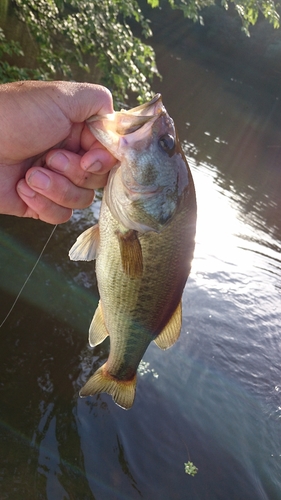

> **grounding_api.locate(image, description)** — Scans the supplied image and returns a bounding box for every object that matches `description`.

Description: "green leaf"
[147,0,160,7]
[184,461,198,476]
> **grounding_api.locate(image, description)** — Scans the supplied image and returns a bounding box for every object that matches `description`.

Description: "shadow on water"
[1,6,281,500]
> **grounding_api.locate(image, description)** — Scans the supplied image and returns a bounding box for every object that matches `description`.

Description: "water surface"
[1,18,281,500]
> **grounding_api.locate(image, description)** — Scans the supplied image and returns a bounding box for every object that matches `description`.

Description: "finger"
[80,124,99,151]
[17,179,73,224]
[23,167,95,209]
[0,82,114,162]
[62,122,84,152]
[52,82,114,121]
[80,125,117,171]
[80,148,117,175]
[46,149,111,189]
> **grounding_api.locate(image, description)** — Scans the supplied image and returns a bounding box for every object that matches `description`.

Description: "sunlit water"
[1,15,281,500]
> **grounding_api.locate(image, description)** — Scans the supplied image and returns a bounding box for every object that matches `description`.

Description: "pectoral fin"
[154,301,182,350]
[89,301,109,347]
[116,229,143,278]
[69,224,100,261]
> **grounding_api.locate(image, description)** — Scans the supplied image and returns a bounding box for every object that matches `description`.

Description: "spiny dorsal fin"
[116,229,143,278]
[79,363,137,410]
[69,224,100,261]
[154,301,182,350]
[89,301,109,347]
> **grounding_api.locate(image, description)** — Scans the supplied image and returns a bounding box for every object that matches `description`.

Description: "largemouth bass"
[69,94,196,409]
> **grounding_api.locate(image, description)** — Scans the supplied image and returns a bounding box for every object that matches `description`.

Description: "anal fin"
[79,363,137,410]
[116,229,143,278]
[154,301,182,350]
[89,301,109,347]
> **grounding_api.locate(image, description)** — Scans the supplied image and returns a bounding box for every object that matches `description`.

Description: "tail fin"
[79,363,137,410]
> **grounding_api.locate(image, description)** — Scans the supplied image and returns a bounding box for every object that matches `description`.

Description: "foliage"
[0,27,41,82]
[9,0,160,101]
[184,461,198,476]
[0,0,280,100]
[147,0,280,34]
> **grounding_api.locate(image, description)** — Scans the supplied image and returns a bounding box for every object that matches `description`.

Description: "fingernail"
[84,161,103,173]
[27,170,51,190]
[48,152,69,172]
[17,180,35,198]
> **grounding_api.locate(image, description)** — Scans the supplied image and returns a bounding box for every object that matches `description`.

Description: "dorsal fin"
[69,224,100,261]
[116,229,143,278]
[89,301,109,347]
[154,301,182,350]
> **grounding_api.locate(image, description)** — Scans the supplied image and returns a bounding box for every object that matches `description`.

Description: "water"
[1,12,281,500]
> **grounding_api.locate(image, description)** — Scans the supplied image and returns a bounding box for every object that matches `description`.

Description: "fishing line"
[0,224,58,328]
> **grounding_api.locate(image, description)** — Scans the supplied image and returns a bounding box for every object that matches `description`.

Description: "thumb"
[0,81,114,162]
[44,81,114,121]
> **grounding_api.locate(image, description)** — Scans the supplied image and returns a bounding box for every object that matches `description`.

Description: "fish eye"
[158,134,175,154]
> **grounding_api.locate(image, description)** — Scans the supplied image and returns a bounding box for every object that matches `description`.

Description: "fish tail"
[79,363,137,410]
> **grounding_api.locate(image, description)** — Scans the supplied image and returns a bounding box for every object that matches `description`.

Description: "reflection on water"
[1,17,281,500]
[190,156,281,289]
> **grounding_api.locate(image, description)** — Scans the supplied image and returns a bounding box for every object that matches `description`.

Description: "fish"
[69,94,197,409]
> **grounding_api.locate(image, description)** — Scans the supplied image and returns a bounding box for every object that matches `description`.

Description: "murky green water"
[1,7,281,500]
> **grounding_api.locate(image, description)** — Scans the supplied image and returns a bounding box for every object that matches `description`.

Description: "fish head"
[87,95,190,232]
[87,94,165,158]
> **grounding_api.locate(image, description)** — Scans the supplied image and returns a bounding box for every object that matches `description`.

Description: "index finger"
[80,124,100,151]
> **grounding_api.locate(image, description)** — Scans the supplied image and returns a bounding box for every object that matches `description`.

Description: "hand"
[0,80,117,224]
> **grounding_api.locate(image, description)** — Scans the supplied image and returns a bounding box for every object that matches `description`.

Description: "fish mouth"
[86,94,171,162]
[123,94,163,118]
[116,94,164,135]
[87,94,165,137]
